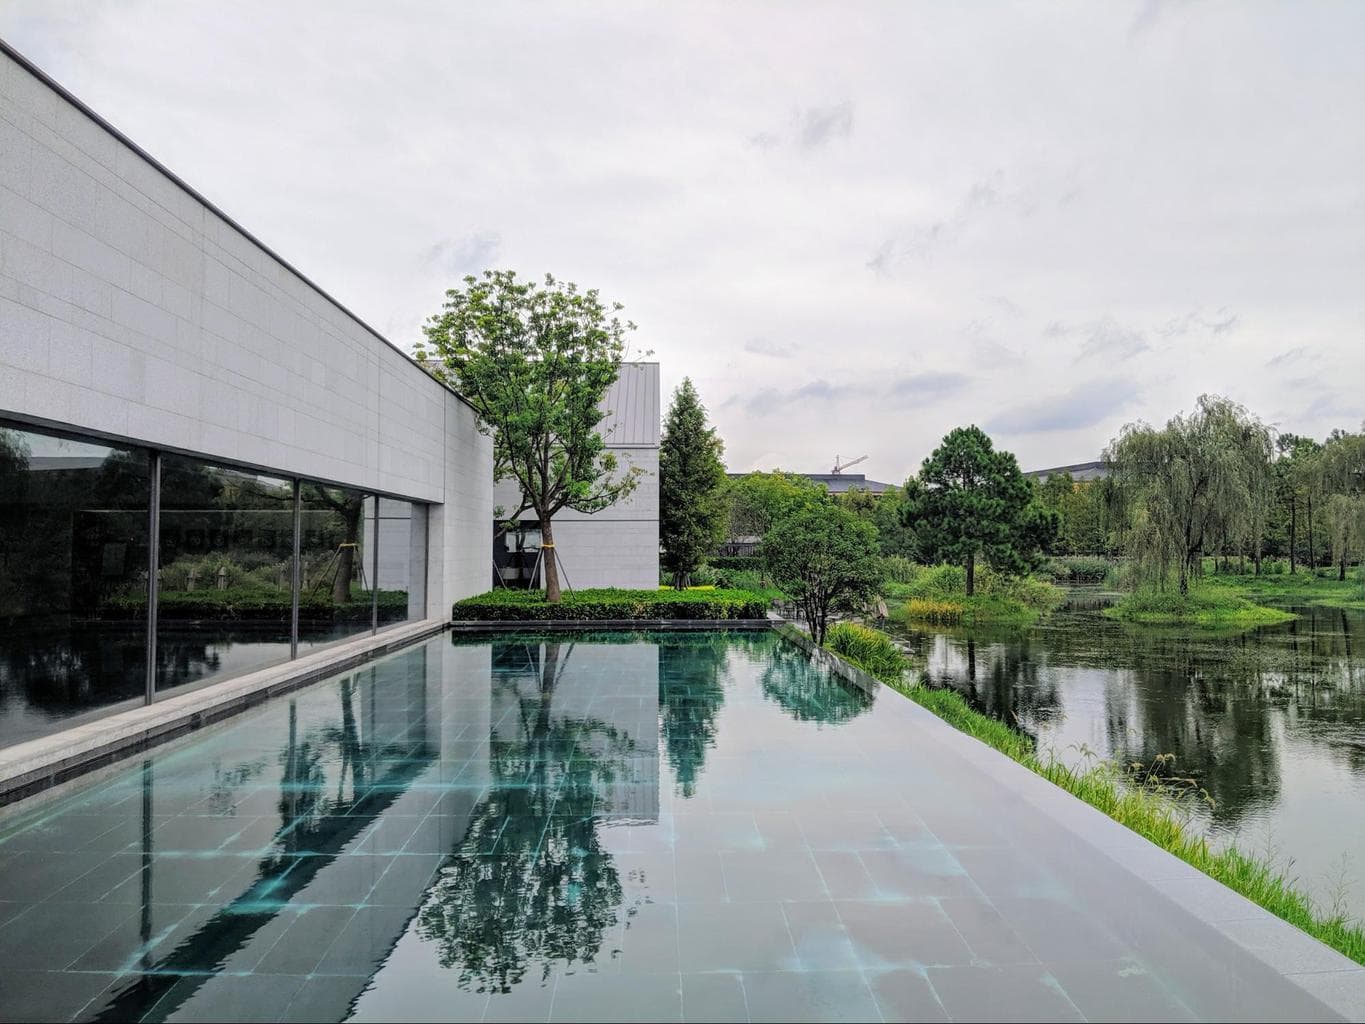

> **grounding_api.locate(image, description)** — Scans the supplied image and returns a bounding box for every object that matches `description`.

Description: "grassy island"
[1103,584,1295,628]
[1202,566,1365,612]
[886,563,1065,627]
[818,622,1365,966]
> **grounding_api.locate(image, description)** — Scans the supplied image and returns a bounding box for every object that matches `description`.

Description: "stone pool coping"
[0,618,447,805]
[774,621,1365,1020]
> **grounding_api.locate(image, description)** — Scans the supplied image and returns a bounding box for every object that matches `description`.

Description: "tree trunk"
[965,551,976,597]
[1341,556,1348,582]
[1307,493,1315,573]
[1289,495,1297,574]
[333,499,363,604]
[541,517,561,603]
[1179,554,1190,596]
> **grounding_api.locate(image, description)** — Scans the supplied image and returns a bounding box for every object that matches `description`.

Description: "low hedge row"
[452,587,769,621]
[102,587,406,621]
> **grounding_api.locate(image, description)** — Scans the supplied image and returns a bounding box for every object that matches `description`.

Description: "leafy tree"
[763,502,882,644]
[1106,395,1273,594]
[724,470,825,546]
[659,379,728,588]
[1320,430,1365,580]
[419,271,642,602]
[900,426,1037,595]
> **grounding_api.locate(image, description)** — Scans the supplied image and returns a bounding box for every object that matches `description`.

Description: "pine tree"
[659,379,728,588]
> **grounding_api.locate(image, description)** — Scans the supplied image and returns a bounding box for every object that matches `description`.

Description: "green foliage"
[708,555,764,571]
[879,555,920,584]
[763,502,883,644]
[451,587,768,621]
[902,426,1041,594]
[418,270,642,602]
[724,471,825,542]
[894,561,1064,626]
[1041,555,1117,584]
[659,379,729,586]
[1207,563,1365,610]
[824,622,909,682]
[104,586,403,621]
[1104,584,1295,627]
[1106,395,1274,594]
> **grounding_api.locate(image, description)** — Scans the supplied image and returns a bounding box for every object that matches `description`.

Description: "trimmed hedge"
[452,587,769,621]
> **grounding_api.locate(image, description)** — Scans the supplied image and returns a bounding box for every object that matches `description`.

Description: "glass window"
[372,498,427,628]
[156,455,294,693]
[0,423,150,745]
[298,486,376,653]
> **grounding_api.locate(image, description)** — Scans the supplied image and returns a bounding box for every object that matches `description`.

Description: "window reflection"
[372,498,427,628]
[298,487,376,652]
[0,425,149,745]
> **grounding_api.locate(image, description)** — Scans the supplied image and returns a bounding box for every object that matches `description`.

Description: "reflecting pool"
[0,629,1345,1022]
[887,594,1365,921]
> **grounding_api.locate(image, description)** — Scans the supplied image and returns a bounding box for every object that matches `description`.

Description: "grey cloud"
[1131,0,1201,37]
[1157,307,1238,338]
[726,378,860,418]
[426,232,500,275]
[751,101,853,153]
[1266,345,1310,368]
[986,378,1140,435]
[888,372,972,400]
[1078,318,1149,361]
[744,337,798,359]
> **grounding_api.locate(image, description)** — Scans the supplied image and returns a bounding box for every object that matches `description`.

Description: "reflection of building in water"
[489,639,660,823]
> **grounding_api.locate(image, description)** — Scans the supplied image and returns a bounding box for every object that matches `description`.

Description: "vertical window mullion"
[145,450,161,705]
[371,497,379,634]
[290,479,301,659]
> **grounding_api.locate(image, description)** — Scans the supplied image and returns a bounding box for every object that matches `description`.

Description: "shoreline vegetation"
[1102,583,1296,628]
[821,622,1365,966]
[884,562,1065,627]
[1205,565,1365,613]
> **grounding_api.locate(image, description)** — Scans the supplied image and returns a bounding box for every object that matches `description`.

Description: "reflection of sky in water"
[896,601,1365,919]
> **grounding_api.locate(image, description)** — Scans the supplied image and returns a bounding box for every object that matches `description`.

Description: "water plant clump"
[892,562,1064,627]
[820,622,1365,967]
[1104,583,1295,627]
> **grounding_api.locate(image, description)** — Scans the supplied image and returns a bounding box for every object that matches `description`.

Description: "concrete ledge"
[0,619,446,805]
[773,618,1365,1021]
[450,618,775,632]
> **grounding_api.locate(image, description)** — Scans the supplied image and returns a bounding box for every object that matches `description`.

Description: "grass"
[890,563,1065,627]
[1204,564,1365,612]
[824,622,910,680]
[1103,583,1295,627]
[820,622,1365,966]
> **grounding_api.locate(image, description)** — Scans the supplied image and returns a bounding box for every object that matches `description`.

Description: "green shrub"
[880,555,921,584]
[709,555,764,571]
[452,587,768,621]
[1041,555,1115,584]
[1104,585,1294,627]
[102,585,404,622]
[824,622,909,681]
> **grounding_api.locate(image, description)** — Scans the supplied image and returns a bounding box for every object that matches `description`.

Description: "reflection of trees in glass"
[760,639,875,725]
[302,485,366,604]
[657,633,730,797]
[416,642,637,993]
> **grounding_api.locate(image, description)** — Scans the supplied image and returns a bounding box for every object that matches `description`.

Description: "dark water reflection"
[885,592,1365,919]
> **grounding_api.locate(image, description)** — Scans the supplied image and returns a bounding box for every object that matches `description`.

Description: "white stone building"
[492,361,660,591]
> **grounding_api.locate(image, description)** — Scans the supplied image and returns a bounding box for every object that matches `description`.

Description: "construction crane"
[832,454,868,475]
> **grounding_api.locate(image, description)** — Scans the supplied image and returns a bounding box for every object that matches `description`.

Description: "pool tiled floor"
[0,630,1354,1021]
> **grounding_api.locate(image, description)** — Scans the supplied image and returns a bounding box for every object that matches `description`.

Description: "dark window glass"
[156,455,294,693]
[298,486,376,653]
[0,424,149,745]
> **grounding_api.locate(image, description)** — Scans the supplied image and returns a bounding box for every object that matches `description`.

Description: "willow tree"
[1321,430,1365,580]
[1106,395,1273,594]
[418,271,641,602]
[659,378,727,588]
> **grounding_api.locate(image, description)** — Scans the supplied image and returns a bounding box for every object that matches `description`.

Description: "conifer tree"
[659,379,727,588]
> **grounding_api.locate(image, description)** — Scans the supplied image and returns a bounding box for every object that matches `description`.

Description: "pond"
[884,591,1365,922]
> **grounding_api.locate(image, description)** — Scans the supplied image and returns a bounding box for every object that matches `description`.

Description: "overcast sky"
[4,1,1361,481]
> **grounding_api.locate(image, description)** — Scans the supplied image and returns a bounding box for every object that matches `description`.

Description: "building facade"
[0,41,493,750]
[492,362,660,590]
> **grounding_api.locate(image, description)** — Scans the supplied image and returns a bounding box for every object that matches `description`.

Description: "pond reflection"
[889,595,1365,916]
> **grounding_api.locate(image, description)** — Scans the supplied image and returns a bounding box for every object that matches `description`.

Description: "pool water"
[0,630,1342,1022]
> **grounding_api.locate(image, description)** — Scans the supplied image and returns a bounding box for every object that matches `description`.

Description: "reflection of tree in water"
[759,638,875,725]
[657,633,730,797]
[902,604,1365,832]
[416,642,638,993]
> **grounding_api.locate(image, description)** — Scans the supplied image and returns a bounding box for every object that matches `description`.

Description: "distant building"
[1024,461,1110,483]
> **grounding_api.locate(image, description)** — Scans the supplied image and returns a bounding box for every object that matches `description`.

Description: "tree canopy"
[418,270,641,601]
[724,471,825,545]
[900,425,1041,595]
[763,501,882,644]
[659,379,728,587]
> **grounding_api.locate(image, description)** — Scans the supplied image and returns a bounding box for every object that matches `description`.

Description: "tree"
[659,379,727,588]
[724,470,824,546]
[419,271,642,602]
[1106,395,1273,594]
[763,502,882,645]
[900,426,1037,595]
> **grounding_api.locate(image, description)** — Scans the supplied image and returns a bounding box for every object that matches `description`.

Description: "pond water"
[885,591,1365,922]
